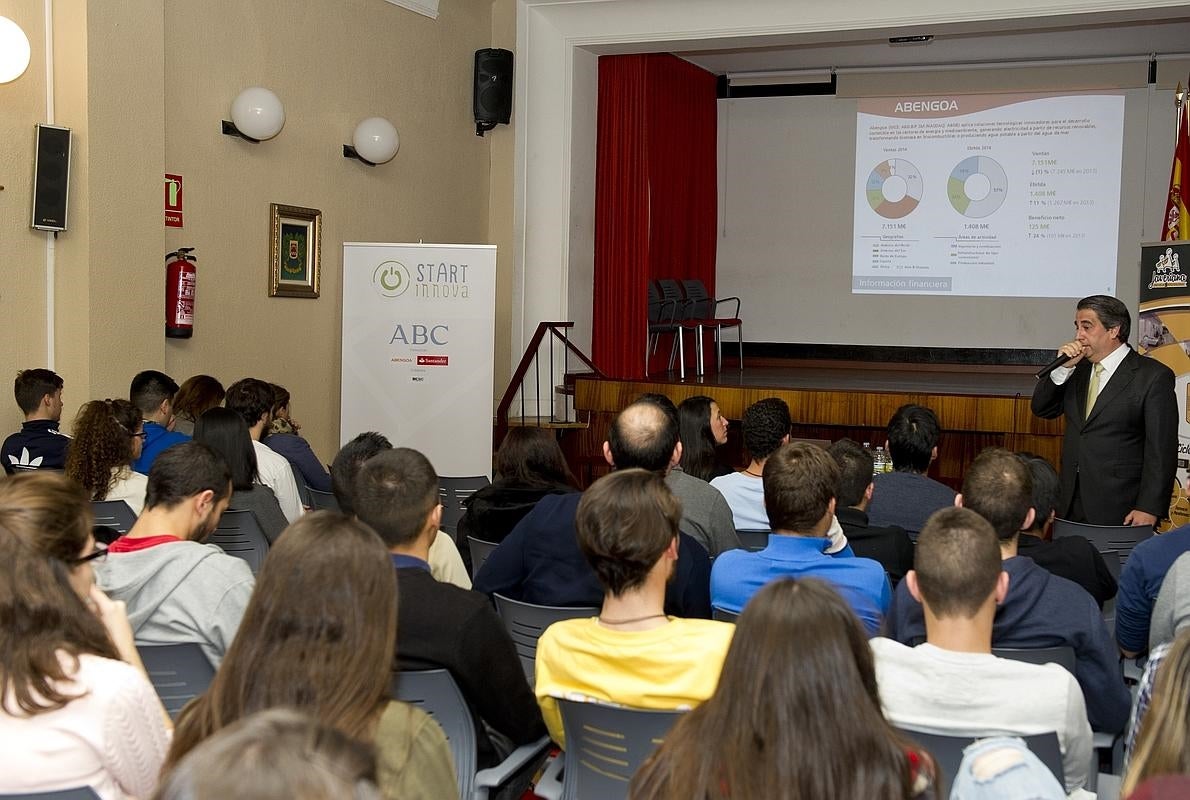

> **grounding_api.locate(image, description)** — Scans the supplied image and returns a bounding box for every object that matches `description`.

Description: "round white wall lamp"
[344,117,400,166]
[0,17,32,84]
[222,87,285,142]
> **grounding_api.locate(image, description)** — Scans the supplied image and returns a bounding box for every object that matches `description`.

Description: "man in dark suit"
[1031,295,1178,527]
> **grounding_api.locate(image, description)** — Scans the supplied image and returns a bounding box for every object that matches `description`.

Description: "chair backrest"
[208,509,269,574]
[711,607,738,623]
[735,530,769,552]
[493,594,599,682]
[1052,518,1154,563]
[467,536,499,579]
[306,486,341,512]
[439,476,491,535]
[0,789,103,800]
[391,669,475,799]
[991,646,1077,676]
[656,279,693,320]
[557,699,685,800]
[137,642,216,720]
[896,727,1064,797]
[91,499,137,535]
[680,279,713,318]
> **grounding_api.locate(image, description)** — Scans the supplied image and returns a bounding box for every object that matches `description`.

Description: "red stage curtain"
[592,54,718,379]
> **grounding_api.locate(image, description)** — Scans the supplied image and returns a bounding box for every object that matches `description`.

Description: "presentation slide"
[852,92,1125,297]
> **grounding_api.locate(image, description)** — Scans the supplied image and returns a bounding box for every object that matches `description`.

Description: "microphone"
[1035,354,1075,380]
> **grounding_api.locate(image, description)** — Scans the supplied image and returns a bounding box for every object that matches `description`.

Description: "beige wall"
[159,0,492,464]
[489,0,516,405]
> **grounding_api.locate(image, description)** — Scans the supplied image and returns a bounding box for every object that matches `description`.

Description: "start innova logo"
[372,260,411,298]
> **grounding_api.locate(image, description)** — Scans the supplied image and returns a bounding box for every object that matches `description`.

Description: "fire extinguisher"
[165,247,197,339]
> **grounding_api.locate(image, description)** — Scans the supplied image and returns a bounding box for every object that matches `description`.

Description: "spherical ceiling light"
[0,17,32,84]
[229,87,285,141]
[352,117,400,165]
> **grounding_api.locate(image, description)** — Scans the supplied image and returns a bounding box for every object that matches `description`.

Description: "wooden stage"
[569,361,1063,489]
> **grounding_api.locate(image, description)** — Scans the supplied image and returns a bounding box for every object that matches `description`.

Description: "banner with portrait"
[1139,241,1190,529]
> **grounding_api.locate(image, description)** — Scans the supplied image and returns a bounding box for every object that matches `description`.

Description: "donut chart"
[948,156,1008,218]
[866,159,923,219]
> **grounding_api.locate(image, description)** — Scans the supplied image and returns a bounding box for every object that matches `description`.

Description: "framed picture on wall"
[269,203,322,298]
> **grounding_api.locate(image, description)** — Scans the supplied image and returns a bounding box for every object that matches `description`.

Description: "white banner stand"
[341,242,496,478]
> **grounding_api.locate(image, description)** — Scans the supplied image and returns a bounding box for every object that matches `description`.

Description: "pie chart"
[948,156,1008,218]
[866,159,923,219]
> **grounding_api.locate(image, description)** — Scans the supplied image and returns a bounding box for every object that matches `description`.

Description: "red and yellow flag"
[1163,85,1190,241]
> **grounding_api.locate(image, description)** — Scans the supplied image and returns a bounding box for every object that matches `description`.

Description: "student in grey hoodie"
[95,441,254,667]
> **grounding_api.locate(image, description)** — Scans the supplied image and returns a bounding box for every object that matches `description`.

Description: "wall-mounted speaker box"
[474,48,514,127]
[31,124,72,232]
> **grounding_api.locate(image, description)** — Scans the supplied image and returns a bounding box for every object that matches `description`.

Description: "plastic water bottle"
[873,446,887,475]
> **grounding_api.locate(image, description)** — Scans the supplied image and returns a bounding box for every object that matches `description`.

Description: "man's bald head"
[606,401,680,472]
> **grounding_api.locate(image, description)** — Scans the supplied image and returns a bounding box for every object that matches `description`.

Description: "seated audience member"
[353,449,545,768]
[164,512,458,800]
[223,378,303,523]
[194,408,289,544]
[456,427,578,572]
[828,438,914,585]
[95,442,253,667]
[474,400,713,617]
[332,431,470,589]
[867,404,956,538]
[156,709,383,800]
[1116,519,1190,658]
[710,397,791,530]
[535,469,734,748]
[170,374,225,437]
[264,383,332,493]
[2,368,68,473]
[710,442,889,633]
[1015,453,1117,607]
[65,399,149,515]
[886,447,1130,734]
[871,507,1094,796]
[677,395,732,481]
[651,396,738,556]
[1122,630,1190,797]
[629,578,933,800]
[130,369,190,473]
[0,473,170,798]
[1125,633,1182,769]
[1149,552,1190,651]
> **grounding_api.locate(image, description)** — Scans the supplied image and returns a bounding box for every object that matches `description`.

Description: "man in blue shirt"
[1116,523,1190,657]
[130,370,189,473]
[1,368,69,474]
[710,441,890,634]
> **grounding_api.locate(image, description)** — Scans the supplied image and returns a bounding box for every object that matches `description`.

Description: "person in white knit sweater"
[0,472,171,799]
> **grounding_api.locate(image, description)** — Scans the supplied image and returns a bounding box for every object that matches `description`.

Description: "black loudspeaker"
[31,124,71,232]
[473,48,513,135]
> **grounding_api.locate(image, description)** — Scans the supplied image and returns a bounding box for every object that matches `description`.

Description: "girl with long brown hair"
[164,511,458,800]
[1123,630,1190,796]
[629,578,932,800]
[64,398,148,514]
[0,472,170,798]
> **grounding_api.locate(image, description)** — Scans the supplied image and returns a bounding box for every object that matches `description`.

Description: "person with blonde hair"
[1124,630,1190,796]
[65,398,148,514]
[0,473,171,798]
[165,511,457,800]
[629,578,932,800]
[170,374,225,437]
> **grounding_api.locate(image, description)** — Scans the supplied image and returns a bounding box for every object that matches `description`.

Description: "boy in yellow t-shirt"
[534,468,734,748]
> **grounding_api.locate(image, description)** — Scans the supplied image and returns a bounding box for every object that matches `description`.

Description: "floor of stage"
[638,363,1039,398]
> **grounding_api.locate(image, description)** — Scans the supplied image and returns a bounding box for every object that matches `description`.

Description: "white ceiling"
[678,17,1190,75]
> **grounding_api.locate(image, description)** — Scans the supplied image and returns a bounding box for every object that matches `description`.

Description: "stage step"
[506,415,589,430]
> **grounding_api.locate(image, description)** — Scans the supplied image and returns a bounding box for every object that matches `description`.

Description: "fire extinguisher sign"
[165,174,183,228]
